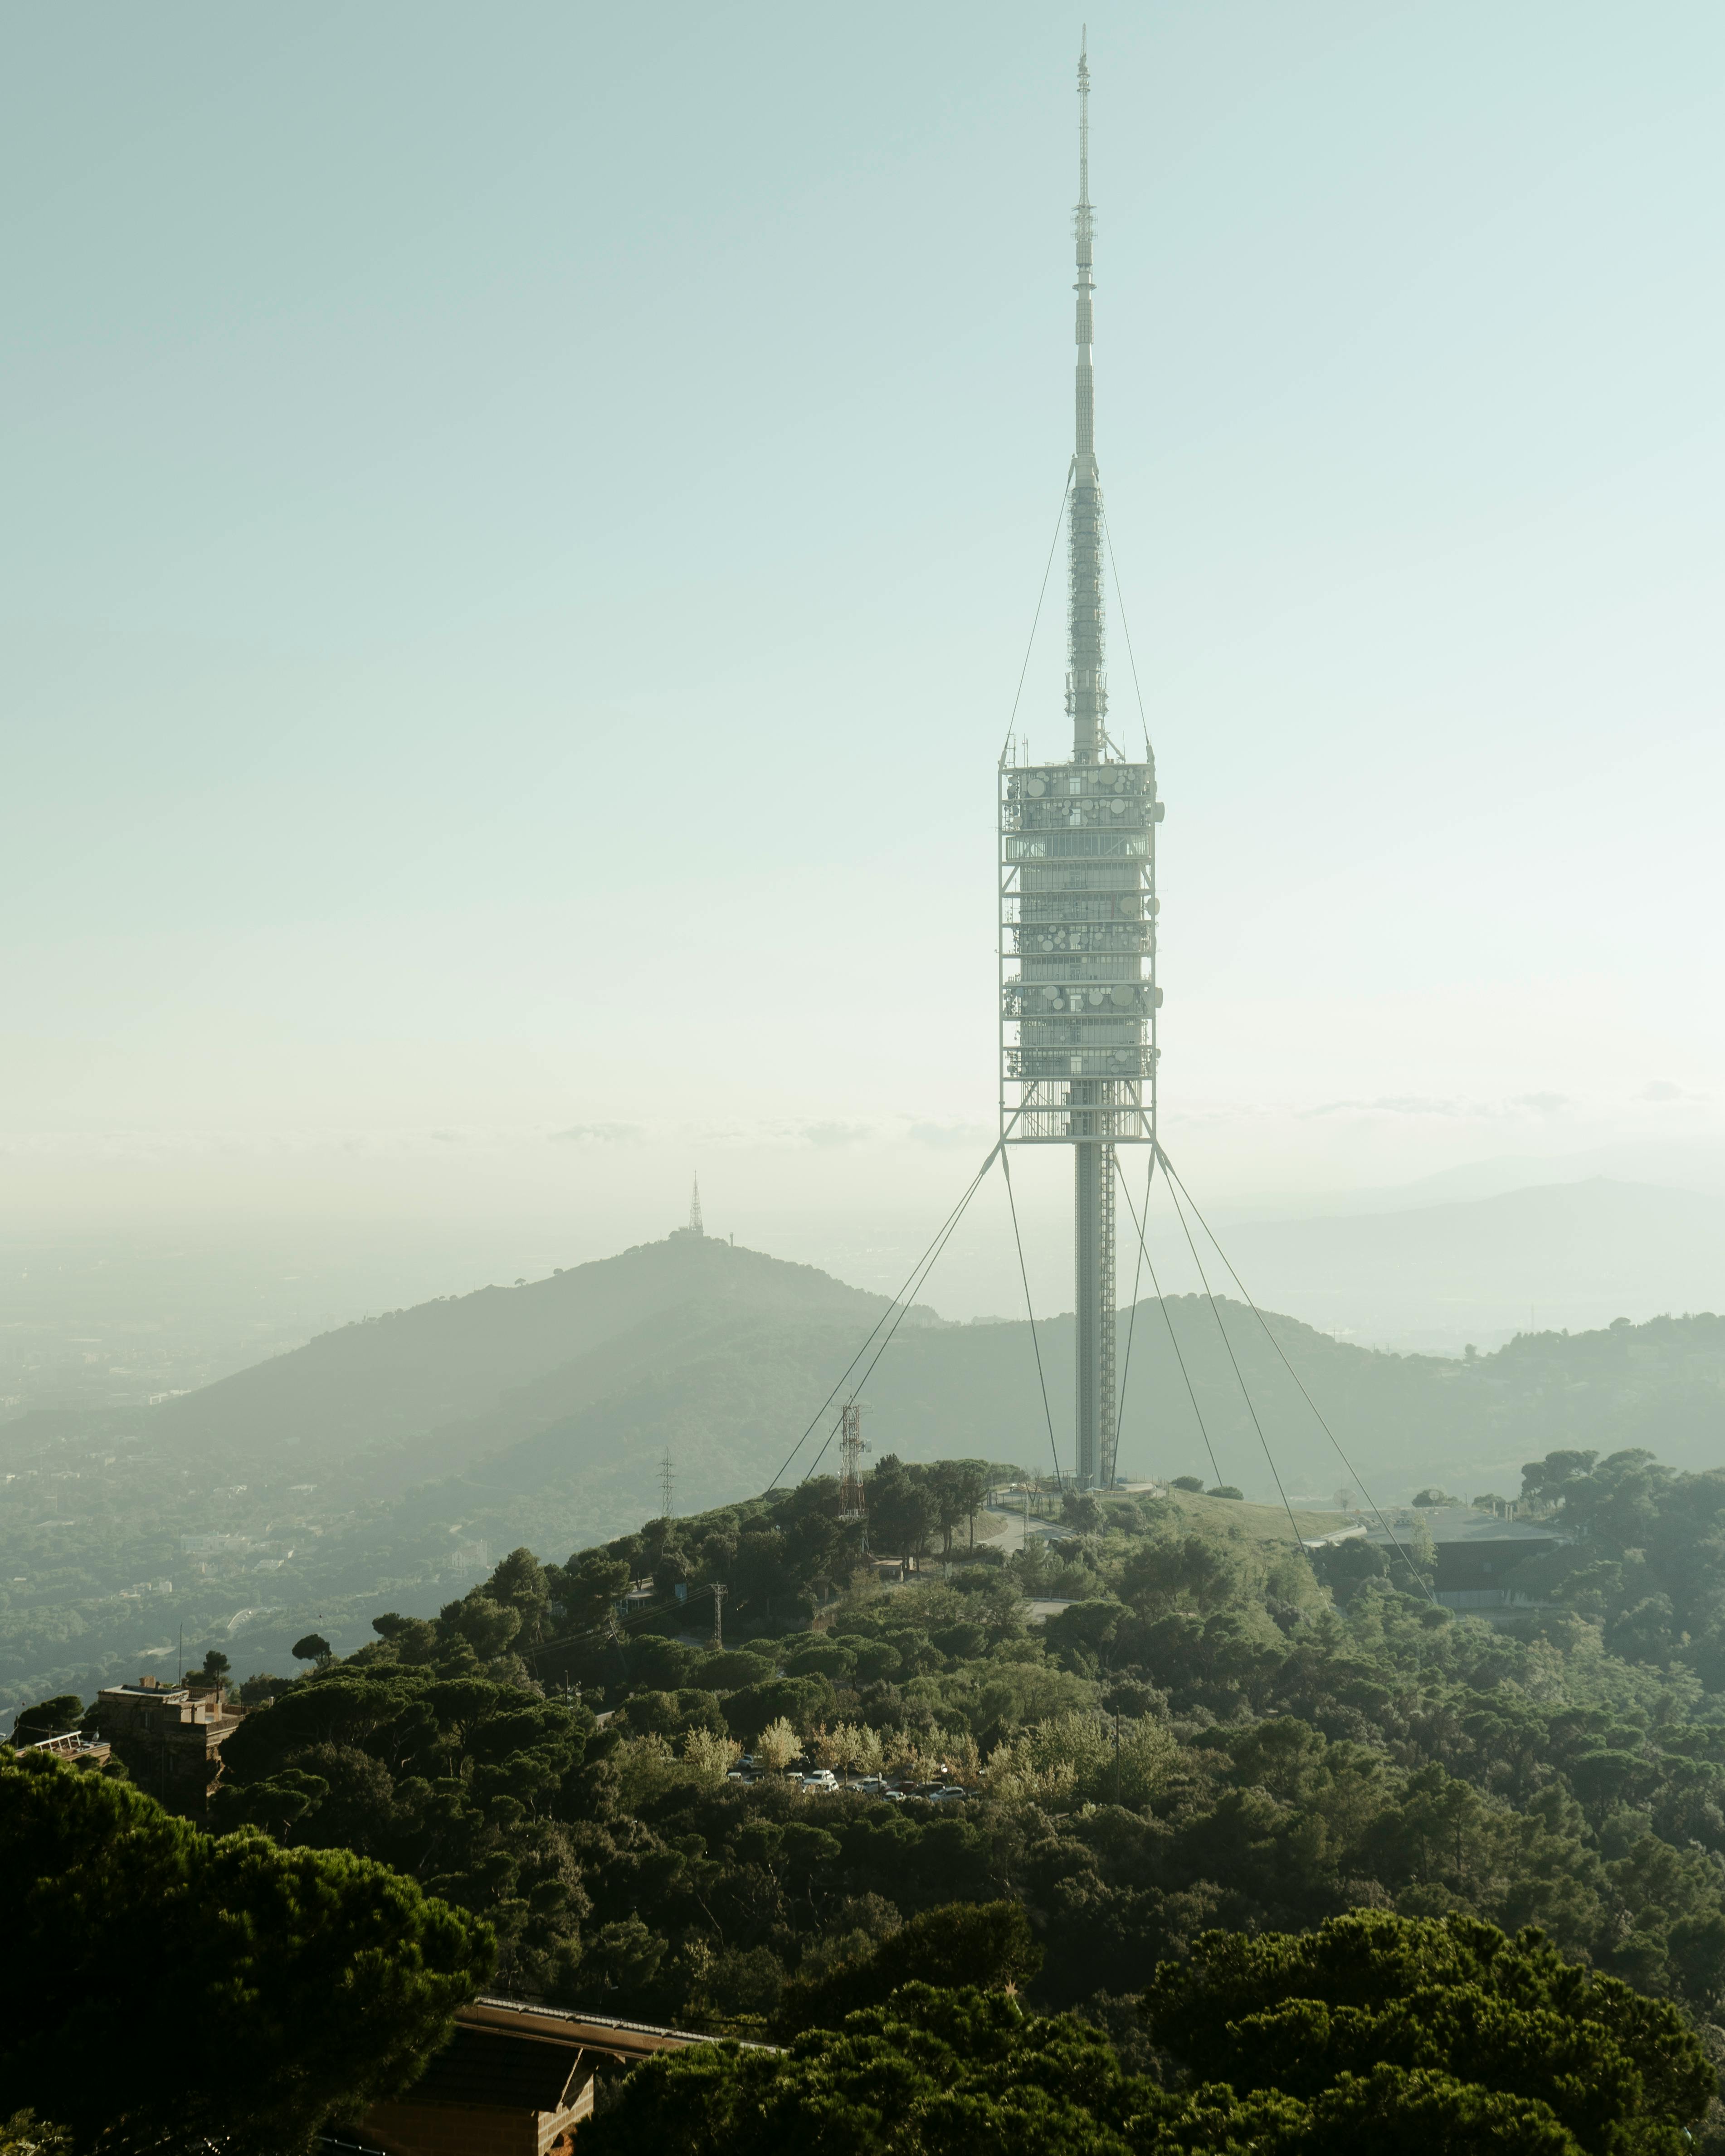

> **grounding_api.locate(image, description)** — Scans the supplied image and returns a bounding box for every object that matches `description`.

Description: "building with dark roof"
[349,1995,760,2156]
[1365,1504,1572,1610]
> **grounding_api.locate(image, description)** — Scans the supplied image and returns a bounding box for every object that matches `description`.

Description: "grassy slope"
[1131,1485,1357,1544]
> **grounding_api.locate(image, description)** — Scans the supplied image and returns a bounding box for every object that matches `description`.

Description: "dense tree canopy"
[1512,1448,1725,1690]
[585,1912,1714,2155]
[0,1751,491,2152]
[117,1465,1725,2075]
[17,1453,1725,2142]
[1145,1909,1713,2152]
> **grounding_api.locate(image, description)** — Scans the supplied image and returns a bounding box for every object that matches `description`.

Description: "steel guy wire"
[1101,502,1152,762]
[998,474,1074,767]
[1157,1150,1438,1603]
[798,1141,1003,1485]
[1111,1144,1156,1478]
[1159,1158,1308,1555]
[1002,1146,1066,1490]
[766,1143,1001,1490]
[1112,1149,1226,1494]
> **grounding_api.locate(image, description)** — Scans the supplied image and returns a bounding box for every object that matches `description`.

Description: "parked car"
[800,1768,839,1793]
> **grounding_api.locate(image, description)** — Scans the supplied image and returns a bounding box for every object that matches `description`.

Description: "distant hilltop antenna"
[689,1175,704,1237]
[660,1448,675,1520]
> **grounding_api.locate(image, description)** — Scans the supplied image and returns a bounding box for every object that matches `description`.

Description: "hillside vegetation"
[7,1226,1725,1712]
[19,1445,1725,2150]
[117,1452,1725,2040]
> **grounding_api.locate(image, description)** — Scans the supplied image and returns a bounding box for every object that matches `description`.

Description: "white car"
[800,1769,839,1792]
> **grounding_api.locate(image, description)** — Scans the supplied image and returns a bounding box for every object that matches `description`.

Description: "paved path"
[979,1504,1077,1557]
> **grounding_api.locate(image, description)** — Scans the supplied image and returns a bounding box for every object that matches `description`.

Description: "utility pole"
[710,1581,726,1651]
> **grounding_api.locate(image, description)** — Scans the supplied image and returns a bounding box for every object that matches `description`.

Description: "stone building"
[93,1674,243,1806]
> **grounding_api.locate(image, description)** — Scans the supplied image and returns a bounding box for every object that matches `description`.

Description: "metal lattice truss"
[998,754,1162,1146]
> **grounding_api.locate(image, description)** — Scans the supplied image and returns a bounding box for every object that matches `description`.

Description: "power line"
[524,1579,724,1669]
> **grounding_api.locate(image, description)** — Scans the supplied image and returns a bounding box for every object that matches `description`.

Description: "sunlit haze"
[7,1,1725,1334]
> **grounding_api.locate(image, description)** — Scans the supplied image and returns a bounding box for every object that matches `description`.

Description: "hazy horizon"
[8,2,1725,1326]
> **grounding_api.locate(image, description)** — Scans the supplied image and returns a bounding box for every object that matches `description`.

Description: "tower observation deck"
[999,36,1162,1491]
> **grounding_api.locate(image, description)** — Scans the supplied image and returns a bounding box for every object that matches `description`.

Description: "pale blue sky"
[5,1,1725,1300]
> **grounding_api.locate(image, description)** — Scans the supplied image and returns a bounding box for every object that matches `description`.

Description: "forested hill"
[143,1231,914,1495]
[7,1228,1725,1714]
[87,1446,1725,2146]
[117,1227,1725,1520]
[18,1455,1725,2153]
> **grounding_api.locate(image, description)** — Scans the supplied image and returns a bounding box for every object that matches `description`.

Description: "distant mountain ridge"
[151,1231,923,1496]
[1216,1177,1725,1347]
[7,1214,1725,1708]
[139,1216,1725,1533]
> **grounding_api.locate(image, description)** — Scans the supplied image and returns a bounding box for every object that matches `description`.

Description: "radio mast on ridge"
[998,34,1162,1490]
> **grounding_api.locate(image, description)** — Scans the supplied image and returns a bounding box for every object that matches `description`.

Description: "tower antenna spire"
[689,1175,704,1238]
[1068,26,1105,765]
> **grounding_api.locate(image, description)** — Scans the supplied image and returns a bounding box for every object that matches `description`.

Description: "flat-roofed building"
[349,1997,759,2156]
[1365,1504,1572,1610]
[94,1675,242,1805]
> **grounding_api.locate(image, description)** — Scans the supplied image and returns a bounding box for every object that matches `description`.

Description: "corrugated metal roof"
[465,1994,777,2056]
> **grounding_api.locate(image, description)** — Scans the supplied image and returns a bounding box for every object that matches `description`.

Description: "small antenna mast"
[837,1401,868,1527]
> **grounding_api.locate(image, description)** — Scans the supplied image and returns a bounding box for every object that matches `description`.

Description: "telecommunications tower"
[999,35,1162,1491]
